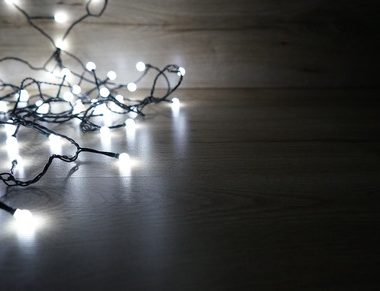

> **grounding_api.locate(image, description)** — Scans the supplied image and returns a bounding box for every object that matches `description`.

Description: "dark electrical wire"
[0,0,183,190]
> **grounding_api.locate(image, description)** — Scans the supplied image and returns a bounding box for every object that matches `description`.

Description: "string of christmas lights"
[0,0,185,221]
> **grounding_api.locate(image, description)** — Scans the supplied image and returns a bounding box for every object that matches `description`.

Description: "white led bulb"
[136,61,146,72]
[18,89,29,102]
[99,87,110,97]
[54,12,68,23]
[61,68,71,77]
[107,71,117,81]
[178,67,186,76]
[172,97,180,106]
[13,209,33,222]
[127,82,137,92]
[72,84,82,95]
[86,61,96,71]
[118,153,130,163]
[0,101,8,112]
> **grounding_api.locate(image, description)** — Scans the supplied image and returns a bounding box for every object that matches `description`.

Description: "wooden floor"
[1,89,380,290]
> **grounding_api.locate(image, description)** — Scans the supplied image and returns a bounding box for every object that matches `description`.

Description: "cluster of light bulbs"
[1,0,185,230]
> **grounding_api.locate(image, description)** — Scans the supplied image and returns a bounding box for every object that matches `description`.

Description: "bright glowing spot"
[14,155,24,167]
[35,100,43,107]
[13,209,33,223]
[127,82,137,92]
[18,102,28,108]
[115,94,123,103]
[73,100,85,114]
[118,152,130,163]
[13,209,37,238]
[60,68,71,78]
[136,61,146,72]
[107,71,117,81]
[91,98,98,103]
[54,11,68,23]
[49,134,62,145]
[86,61,96,71]
[49,134,62,154]
[16,89,29,102]
[171,97,180,117]
[172,97,180,106]
[128,107,138,119]
[72,84,81,95]
[0,101,8,112]
[37,103,49,114]
[99,87,110,97]
[118,153,132,175]
[125,118,136,129]
[5,0,18,5]
[177,67,186,76]
[4,122,16,136]
[63,91,74,102]
[100,126,110,137]
[51,68,60,78]
[6,136,18,146]
[56,39,68,50]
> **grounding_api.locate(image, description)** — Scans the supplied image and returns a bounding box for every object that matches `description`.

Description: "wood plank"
[0,0,378,88]
[1,89,380,290]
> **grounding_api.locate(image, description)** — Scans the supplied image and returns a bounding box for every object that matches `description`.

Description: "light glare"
[72,84,81,95]
[107,71,117,81]
[99,87,110,97]
[54,12,68,23]
[86,61,96,71]
[136,62,146,72]
[127,82,137,92]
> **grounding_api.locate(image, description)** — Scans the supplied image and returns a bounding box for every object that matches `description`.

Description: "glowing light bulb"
[63,91,74,102]
[37,103,49,114]
[0,100,8,112]
[5,0,17,5]
[17,89,29,102]
[86,61,96,71]
[172,97,180,106]
[56,39,68,50]
[171,97,180,116]
[99,87,110,97]
[178,67,186,76]
[125,118,136,129]
[13,209,33,222]
[54,12,68,23]
[118,153,130,163]
[72,84,81,95]
[127,82,137,92]
[60,68,71,77]
[13,209,36,234]
[35,100,43,107]
[107,71,117,81]
[115,94,123,103]
[136,61,146,72]
[73,100,85,114]
[100,126,110,136]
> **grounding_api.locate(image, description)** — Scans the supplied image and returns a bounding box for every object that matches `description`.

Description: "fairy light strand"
[0,0,184,215]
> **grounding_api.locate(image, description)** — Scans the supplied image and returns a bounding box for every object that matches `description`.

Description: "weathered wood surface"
[0,0,378,88]
[1,89,380,290]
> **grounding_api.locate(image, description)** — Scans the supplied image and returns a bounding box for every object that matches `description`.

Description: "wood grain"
[1,89,380,290]
[0,0,378,88]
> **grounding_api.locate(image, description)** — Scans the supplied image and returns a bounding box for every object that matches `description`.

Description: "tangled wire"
[0,0,184,189]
